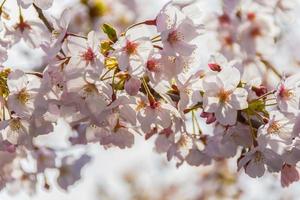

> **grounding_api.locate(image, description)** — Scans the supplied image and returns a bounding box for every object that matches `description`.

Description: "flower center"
[218,89,230,103]
[9,119,22,132]
[125,41,138,55]
[224,36,233,46]
[177,134,190,148]
[150,100,160,110]
[60,165,70,176]
[247,12,256,21]
[113,119,125,133]
[250,26,261,38]
[254,151,263,163]
[279,84,294,100]
[16,21,31,33]
[17,89,30,105]
[208,63,222,72]
[167,31,184,44]
[267,121,281,134]
[82,48,95,62]
[147,60,159,72]
[136,100,146,111]
[218,14,231,25]
[82,83,98,97]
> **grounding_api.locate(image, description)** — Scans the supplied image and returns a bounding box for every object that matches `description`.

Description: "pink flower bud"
[208,63,221,72]
[200,112,216,124]
[252,85,267,97]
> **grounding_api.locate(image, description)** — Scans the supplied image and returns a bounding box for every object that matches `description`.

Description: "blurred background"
[1,0,300,199]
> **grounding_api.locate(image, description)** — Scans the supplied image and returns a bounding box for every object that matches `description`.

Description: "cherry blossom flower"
[136,96,178,133]
[160,17,202,56]
[185,148,212,166]
[41,8,72,62]
[4,18,48,48]
[64,80,110,120]
[33,147,56,173]
[238,146,283,178]
[280,164,300,187]
[239,11,276,56]
[202,67,248,125]
[7,70,41,118]
[83,111,136,149]
[66,31,104,72]
[113,35,153,76]
[258,110,295,144]
[276,73,300,114]
[57,154,91,191]
[0,0,299,192]
[0,117,30,146]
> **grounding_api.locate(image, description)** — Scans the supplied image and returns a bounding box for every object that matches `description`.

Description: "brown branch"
[33,4,54,32]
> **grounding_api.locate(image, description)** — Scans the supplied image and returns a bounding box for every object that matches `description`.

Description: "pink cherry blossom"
[238,146,283,178]
[280,164,300,187]
[7,70,41,118]
[276,74,300,114]
[113,35,153,76]
[57,154,91,191]
[202,67,248,125]
[0,0,298,193]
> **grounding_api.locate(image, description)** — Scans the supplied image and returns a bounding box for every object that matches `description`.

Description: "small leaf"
[102,23,117,42]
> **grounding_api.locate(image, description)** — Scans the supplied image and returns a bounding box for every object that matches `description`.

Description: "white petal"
[34,0,53,9]
[218,67,240,91]
[215,104,237,125]
[229,88,248,110]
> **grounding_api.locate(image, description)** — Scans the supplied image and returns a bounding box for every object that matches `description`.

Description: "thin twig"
[257,54,282,79]
[33,4,54,32]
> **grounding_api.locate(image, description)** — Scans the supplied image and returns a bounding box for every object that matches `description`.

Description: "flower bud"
[208,63,221,72]
[252,85,267,97]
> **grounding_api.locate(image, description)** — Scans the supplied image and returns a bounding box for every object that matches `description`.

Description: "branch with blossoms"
[0,0,299,193]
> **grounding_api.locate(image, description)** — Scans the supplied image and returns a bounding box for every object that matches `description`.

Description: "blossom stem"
[192,111,196,135]
[25,72,43,78]
[152,39,162,43]
[265,97,276,101]
[254,111,268,123]
[0,0,7,9]
[124,19,156,34]
[151,35,161,41]
[246,110,258,146]
[142,77,155,102]
[192,110,202,135]
[18,5,23,21]
[153,45,163,50]
[183,103,202,114]
[1,104,5,120]
[265,103,277,107]
[100,68,114,81]
[254,90,276,101]
[66,32,87,39]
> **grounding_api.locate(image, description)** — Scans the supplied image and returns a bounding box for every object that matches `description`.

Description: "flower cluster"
[0,0,299,193]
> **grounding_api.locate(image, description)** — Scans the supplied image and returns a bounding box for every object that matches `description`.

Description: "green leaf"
[102,23,117,42]
[245,100,266,115]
